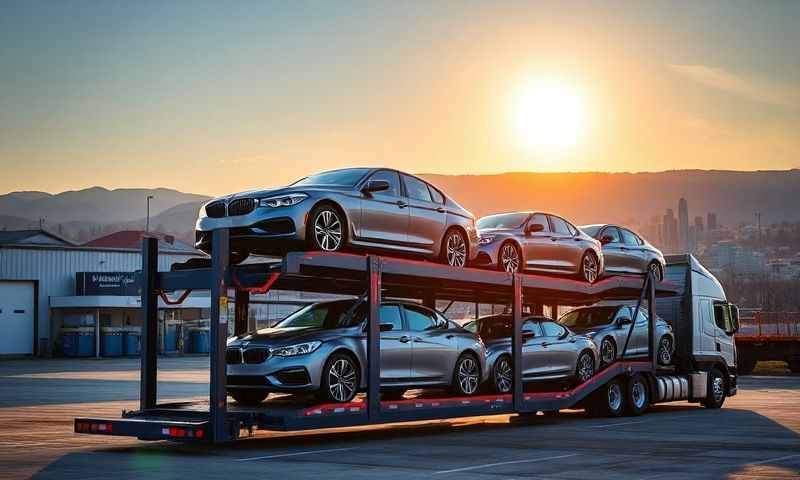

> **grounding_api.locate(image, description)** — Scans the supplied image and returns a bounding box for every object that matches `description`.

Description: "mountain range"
[1,169,798,246]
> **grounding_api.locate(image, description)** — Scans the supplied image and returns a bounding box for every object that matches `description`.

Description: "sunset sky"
[1,1,799,196]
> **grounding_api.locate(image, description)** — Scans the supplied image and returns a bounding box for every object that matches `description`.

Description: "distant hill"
[1,170,799,245]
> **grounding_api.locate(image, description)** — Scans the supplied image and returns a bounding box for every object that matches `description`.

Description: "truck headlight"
[479,235,496,245]
[270,341,322,357]
[260,193,308,208]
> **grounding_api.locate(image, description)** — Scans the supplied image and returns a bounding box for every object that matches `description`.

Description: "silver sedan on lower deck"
[463,315,599,393]
[226,299,487,404]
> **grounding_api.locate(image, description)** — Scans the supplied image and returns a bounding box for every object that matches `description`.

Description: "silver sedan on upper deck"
[580,224,666,281]
[195,167,479,266]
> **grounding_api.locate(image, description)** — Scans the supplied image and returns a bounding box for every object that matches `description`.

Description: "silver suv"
[226,299,488,404]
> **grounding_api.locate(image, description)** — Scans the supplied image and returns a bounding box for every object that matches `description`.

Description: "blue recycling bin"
[164,323,179,352]
[123,328,141,356]
[100,328,124,357]
[61,327,95,357]
[188,328,209,354]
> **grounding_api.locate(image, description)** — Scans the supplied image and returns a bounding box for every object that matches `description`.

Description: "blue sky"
[1,0,799,195]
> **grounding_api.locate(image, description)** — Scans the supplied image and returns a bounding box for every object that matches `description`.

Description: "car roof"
[477,314,553,322]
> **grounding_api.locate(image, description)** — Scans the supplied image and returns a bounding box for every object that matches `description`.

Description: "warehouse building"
[0,229,203,357]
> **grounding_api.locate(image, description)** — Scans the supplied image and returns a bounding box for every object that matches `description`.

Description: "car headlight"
[270,341,322,357]
[259,193,308,208]
[199,205,207,218]
[479,235,496,245]
[584,331,597,338]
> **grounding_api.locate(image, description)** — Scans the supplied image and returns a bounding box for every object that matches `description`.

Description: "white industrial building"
[0,230,202,356]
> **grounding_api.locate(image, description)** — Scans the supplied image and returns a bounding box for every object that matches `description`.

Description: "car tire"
[579,251,600,283]
[702,367,726,409]
[647,261,663,282]
[497,242,521,273]
[657,335,673,366]
[492,355,513,394]
[451,353,480,396]
[441,228,468,268]
[229,388,269,406]
[320,352,359,403]
[308,204,347,252]
[585,378,626,417]
[575,350,595,384]
[624,374,649,416]
[600,337,617,368]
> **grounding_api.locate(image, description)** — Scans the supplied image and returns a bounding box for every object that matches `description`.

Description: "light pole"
[146,195,154,234]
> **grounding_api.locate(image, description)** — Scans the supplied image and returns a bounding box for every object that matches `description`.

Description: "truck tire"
[737,354,757,375]
[585,378,625,417]
[624,374,649,416]
[702,368,726,409]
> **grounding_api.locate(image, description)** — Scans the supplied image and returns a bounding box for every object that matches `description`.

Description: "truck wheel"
[229,388,268,405]
[702,368,726,409]
[585,378,625,417]
[625,374,649,416]
[737,354,757,375]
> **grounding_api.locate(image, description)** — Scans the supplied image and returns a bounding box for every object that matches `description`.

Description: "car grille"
[228,198,257,216]
[225,348,242,364]
[206,201,226,218]
[243,347,269,364]
[227,375,270,386]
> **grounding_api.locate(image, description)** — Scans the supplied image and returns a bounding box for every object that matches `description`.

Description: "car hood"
[477,228,521,237]
[207,185,351,203]
[228,326,352,347]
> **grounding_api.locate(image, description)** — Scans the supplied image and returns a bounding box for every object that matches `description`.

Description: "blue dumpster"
[164,322,179,352]
[123,327,141,356]
[61,327,95,357]
[188,328,209,354]
[100,327,124,357]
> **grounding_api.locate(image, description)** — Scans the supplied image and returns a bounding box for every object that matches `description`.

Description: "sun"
[510,80,586,153]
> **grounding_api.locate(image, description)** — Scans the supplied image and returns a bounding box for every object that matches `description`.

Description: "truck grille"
[228,198,257,216]
[243,347,269,364]
[225,348,242,364]
[205,201,226,218]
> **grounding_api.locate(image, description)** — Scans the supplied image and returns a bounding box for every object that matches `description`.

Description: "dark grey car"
[226,299,488,404]
[558,304,675,367]
[474,211,604,283]
[463,315,599,393]
[580,224,666,281]
[195,167,479,266]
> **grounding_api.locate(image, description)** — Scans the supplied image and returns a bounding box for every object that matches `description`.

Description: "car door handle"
[550,237,558,242]
[399,336,411,343]
[446,334,454,339]
[541,342,551,347]
[436,207,446,213]
[396,201,408,208]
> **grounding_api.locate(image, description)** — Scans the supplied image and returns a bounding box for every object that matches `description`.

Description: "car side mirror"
[526,223,545,234]
[600,235,614,245]
[617,317,632,327]
[379,323,394,332]
[362,180,390,195]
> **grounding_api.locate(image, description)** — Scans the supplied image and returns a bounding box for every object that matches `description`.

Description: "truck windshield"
[477,213,530,230]
[559,306,619,329]
[292,168,369,187]
[275,300,361,329]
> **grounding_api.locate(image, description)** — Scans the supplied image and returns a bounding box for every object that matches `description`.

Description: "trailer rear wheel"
[624,374,649,416]
[702,368,726,409]
[585,378,625,417]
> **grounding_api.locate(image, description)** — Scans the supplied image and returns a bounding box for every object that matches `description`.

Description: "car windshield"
[559,306,619,329]
[580,225,601,237]
[477,213,530,230]
[476,316,513,339]
[292,168,369,187]
[275,300,363,329]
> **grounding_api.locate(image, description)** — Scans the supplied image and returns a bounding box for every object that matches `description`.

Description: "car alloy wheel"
[314,209,343,251]
[499,243,520,273]
[456,355,480,395]
[327,357,357,402]
[600,338,616,367]
[494,356,512,393]
[445,231,467,267]
[577,352,595,383]
[658,336,672,365]
[712,375,724,404]
[582,252,599,283]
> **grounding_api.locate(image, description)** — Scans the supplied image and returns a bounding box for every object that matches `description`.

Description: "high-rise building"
[678,198,689,253]
[662,208,678,253]
[694,216,705,246]
[707,212,718,231]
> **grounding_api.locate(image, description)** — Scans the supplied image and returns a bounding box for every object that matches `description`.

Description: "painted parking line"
[750,453,800,466]
[433,453,578,475]
[587,419,651,429]
[235,447,355,462]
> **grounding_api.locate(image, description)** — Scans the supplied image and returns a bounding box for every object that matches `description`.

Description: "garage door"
[0,281,34,355]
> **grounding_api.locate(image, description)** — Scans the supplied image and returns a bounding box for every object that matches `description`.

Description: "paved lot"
[0,358,798,480]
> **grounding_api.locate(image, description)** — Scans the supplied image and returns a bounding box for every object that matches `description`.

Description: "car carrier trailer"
[75,230,736,443]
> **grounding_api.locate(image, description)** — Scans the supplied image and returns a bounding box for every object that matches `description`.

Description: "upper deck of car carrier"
[75,229,680,443]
